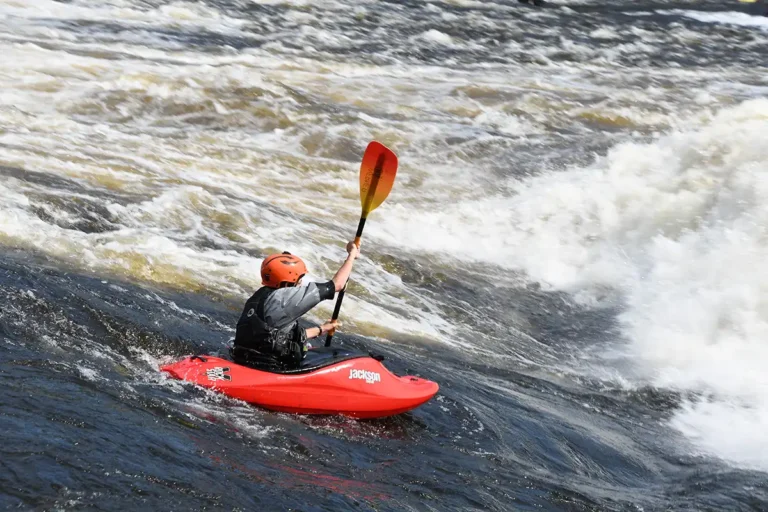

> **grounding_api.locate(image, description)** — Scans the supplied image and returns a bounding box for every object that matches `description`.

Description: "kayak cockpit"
[219,345,382,374]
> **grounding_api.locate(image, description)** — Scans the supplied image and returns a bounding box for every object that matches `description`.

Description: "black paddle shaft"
[325,154,386,346]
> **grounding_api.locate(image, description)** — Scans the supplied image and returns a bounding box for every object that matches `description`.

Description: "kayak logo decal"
[206,367,231,382]
[349,369,381,384]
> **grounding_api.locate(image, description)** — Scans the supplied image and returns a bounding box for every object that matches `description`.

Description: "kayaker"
[231,241,360,370]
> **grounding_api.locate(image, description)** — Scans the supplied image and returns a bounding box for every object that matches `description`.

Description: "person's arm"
[305,319,339,339]
[331,241,360,292]
[264,281,334,329]
[269,241,360,339]
[306,241,360,338]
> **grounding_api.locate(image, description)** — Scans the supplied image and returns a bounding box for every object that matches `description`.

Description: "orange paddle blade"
[359,141,398,216]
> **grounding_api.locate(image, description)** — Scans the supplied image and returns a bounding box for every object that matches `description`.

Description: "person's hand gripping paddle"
[325,141,398,346]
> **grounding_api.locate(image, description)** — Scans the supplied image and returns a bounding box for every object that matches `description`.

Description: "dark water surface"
[1,251,765,511]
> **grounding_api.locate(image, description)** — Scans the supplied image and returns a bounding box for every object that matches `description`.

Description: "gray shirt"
[260,281,336,330]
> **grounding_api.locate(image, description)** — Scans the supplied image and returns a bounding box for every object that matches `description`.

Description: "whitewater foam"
[374,98,768,468]
[662,10,768,31]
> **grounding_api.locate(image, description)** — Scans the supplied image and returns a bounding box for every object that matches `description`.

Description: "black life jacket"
[232,287,305,369]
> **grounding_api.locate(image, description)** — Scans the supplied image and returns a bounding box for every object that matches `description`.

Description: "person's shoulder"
[268,285,312,302]
[269,286,297,299]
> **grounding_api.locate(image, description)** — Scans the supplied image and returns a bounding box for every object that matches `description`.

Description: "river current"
[1,0,768,510]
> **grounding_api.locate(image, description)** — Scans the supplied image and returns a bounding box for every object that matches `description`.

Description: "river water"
[1,0,768,510]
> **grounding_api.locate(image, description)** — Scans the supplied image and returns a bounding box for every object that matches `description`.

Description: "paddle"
[325,141,399,346]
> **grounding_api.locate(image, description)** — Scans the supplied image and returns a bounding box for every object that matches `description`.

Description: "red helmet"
[261,252,307,288]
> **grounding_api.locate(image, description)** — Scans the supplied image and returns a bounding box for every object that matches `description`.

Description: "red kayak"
[161,347,439,419]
